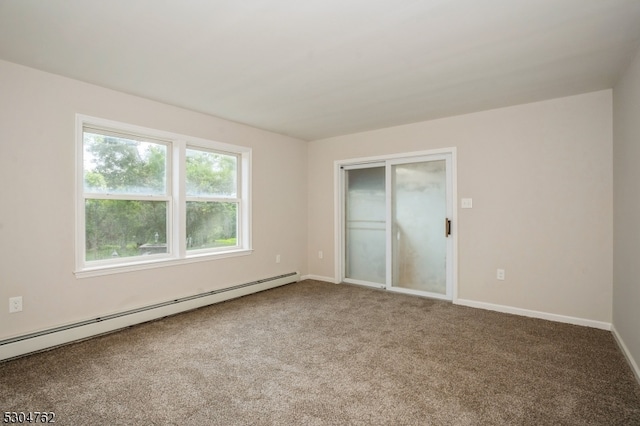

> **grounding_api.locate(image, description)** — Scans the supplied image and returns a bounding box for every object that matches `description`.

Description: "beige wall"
[0,60,308,340]
[308,90,613,323]
[613,46,640,372]
[0,57,620,343]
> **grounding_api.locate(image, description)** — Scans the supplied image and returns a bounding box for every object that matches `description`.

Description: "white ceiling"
[1,0,640,141]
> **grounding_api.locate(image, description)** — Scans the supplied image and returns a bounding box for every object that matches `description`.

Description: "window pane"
[186,201,237,250]
[85,199,168,261]
[84,131,167,195]
[186,149,237,197]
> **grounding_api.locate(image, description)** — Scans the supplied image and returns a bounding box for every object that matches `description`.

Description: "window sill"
[75,249,253,279]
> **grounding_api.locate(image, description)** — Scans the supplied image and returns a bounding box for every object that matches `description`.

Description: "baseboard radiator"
[0,272,299,362]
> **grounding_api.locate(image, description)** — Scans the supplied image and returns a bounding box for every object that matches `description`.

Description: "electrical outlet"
[9,296,22,313]
[497,269,505,281]
[276,254,281,264]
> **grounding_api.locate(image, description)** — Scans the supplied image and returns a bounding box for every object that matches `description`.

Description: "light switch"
[461,198,473,209]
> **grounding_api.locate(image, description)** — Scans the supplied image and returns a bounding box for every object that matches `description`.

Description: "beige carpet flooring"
[1,280,639,425]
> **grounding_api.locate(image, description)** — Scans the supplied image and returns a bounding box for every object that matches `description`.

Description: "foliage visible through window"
[83,131,169,261]
[78,119,249,272]
[185,148,239,251]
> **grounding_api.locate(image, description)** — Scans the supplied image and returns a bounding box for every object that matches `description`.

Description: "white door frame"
[334,147,458,301]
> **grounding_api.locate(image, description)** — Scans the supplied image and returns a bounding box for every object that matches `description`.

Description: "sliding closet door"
[344,165,386,285]
[388,156,452,298]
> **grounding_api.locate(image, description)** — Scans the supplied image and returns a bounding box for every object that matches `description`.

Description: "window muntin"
[76,116,251,275]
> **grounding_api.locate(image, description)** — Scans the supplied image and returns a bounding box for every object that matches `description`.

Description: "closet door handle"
[445,218,451,237]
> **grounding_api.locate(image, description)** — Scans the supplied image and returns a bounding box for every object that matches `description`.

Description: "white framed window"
[185,147,240,254]
[76,115,252,277]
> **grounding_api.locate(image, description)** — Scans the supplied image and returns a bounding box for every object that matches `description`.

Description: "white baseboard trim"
[300,274,340,284]
[0,272,299,362]
[611,325,640,384]
[454,298,612,330]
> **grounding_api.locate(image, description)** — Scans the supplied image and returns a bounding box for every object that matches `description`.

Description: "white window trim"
[75,114,252,278]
